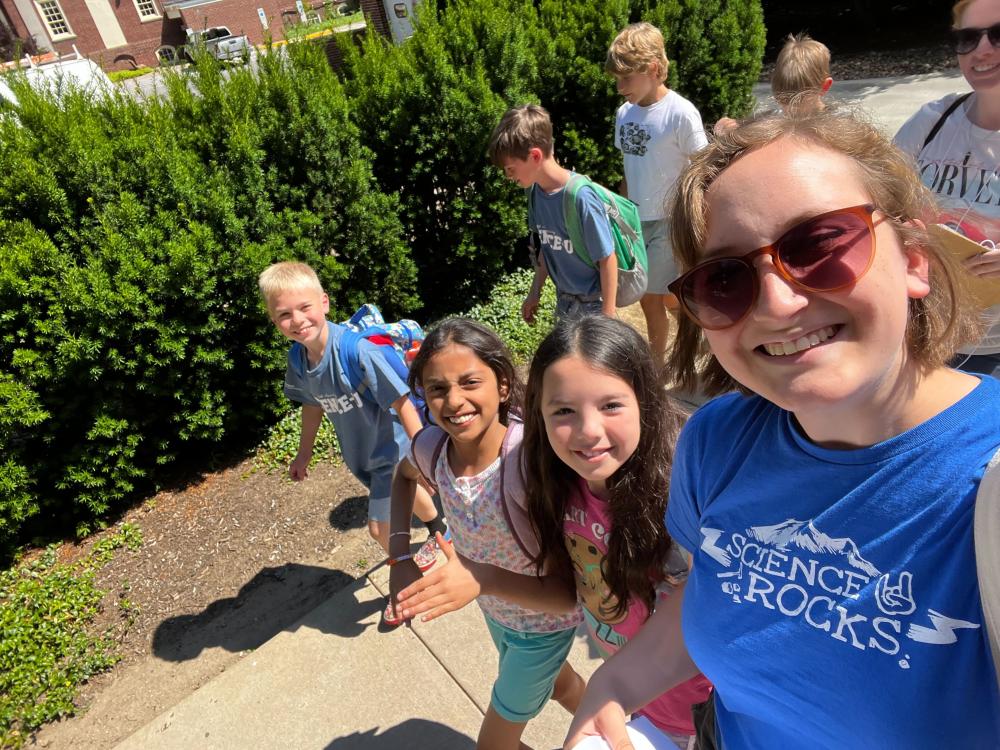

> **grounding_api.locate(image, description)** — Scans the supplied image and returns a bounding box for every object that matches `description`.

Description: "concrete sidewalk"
[113,555,602,750]
[110,69,973,750]
[751,68,968,135]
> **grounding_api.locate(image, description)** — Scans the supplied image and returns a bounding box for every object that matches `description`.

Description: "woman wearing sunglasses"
[894,0,1000,379]
[564,109,1000,750]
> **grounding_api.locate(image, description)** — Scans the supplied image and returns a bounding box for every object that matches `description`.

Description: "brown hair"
[523,316,684,620]
[605,22,670,82]
[770,33,831,108]
[487,104,553,166]
[666,109,982,396]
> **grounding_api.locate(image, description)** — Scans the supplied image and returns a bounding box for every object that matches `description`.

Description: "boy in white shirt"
[607,22,707,361]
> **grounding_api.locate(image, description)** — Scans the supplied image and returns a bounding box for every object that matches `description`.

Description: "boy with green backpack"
[488,104,647,322]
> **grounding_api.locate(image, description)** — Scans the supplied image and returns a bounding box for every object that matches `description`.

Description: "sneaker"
[413,529,451,571]
[413,535,441,572]
[383,597,404,628]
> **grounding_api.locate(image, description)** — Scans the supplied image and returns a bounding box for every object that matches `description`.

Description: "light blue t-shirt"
[283,321,410,500]
[529,181,614,299]
[668,376,1000,749]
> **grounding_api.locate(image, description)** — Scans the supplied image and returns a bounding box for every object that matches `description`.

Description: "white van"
[0,51,113,106]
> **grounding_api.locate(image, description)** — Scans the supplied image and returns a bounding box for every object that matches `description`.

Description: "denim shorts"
[484,615,577,723]
[358,466,393,522]
[556,293,603,321]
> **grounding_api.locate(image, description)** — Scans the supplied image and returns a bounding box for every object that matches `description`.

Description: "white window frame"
[132,0,160,21]
[35,0,74,40]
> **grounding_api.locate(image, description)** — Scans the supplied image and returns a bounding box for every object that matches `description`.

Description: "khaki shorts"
[642,218,678,294]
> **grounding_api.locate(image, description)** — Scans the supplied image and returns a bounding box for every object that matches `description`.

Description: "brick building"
[0,0,410,71]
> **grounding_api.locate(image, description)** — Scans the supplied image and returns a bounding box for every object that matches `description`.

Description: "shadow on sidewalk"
[152,563,368,661]
[324,719,475,749]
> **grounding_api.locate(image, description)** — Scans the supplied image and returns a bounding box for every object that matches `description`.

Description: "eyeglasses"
[952,22,1000,54]
[667,204,877,331]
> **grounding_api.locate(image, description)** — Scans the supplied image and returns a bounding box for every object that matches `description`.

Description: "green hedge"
[0,46,416,553]
[0,0,764,554]
[339,0,765,312]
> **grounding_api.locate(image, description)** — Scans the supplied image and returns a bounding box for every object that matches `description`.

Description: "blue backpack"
[338,304,426,416]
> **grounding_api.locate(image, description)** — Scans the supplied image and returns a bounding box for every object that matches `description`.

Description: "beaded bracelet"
[387,553,413,567]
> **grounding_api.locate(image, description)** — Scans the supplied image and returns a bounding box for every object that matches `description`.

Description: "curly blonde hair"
[605,22,669,82]
[665,109,982,396]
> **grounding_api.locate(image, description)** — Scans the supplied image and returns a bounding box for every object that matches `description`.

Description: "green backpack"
[563,174,649,307]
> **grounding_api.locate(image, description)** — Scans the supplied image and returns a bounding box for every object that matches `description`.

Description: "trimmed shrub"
[640,0,766,123]
[532,0,632,186]
[0,46,416,552]
[339,0,537,316]
[462,268,557,363]
[339,0,764,315]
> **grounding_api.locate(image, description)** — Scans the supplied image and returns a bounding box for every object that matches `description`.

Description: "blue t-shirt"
[667,377,1000,749]
[283,321,410,499]
[529,181,614,298]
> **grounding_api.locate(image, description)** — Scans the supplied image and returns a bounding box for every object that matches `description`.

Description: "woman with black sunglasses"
[895,0,1000,379]
[563,108,999,749]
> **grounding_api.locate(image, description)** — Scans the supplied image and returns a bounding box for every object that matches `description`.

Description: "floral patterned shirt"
[411,436,581,633]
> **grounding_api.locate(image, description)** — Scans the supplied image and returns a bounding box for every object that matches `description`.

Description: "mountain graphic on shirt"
[747,519,881,578]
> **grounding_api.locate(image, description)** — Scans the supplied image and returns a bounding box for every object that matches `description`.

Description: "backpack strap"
[340,329,414,407]
[921,92,972,151]
[338,327,366,396]
[563,174,638,268]
[410,425,448,491]
[498,418,542,565]
[564,173,597,269]
[975,445,1000,679]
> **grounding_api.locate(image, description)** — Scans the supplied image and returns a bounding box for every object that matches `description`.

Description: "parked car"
[0,53,113,106]
[183,27,251,63]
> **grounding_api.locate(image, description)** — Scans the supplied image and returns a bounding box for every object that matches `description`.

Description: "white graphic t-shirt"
[895,93,1000,354]
[614,90,707,221]
[668,381,1000,749]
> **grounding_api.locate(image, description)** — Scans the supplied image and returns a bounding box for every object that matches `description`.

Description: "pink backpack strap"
[411,425,448,491]
[499,419,542,563]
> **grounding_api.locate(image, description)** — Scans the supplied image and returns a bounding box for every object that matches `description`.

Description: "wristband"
[389,531,411,539]
[387,553,413,567]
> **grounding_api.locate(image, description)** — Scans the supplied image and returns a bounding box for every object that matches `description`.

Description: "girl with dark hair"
[388,318,584,750]
[522,315,711,749]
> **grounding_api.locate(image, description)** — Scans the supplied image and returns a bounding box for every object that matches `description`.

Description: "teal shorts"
[484,615,577,723]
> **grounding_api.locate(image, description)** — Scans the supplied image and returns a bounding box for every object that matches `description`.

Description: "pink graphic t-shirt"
[563,478,712,736]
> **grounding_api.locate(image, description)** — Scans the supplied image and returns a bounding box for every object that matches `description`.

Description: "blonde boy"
[771,33,833,112]
[488,104,618,322]
[259,262,446,625]
[606,22,707,362]
[714,34,833,135]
